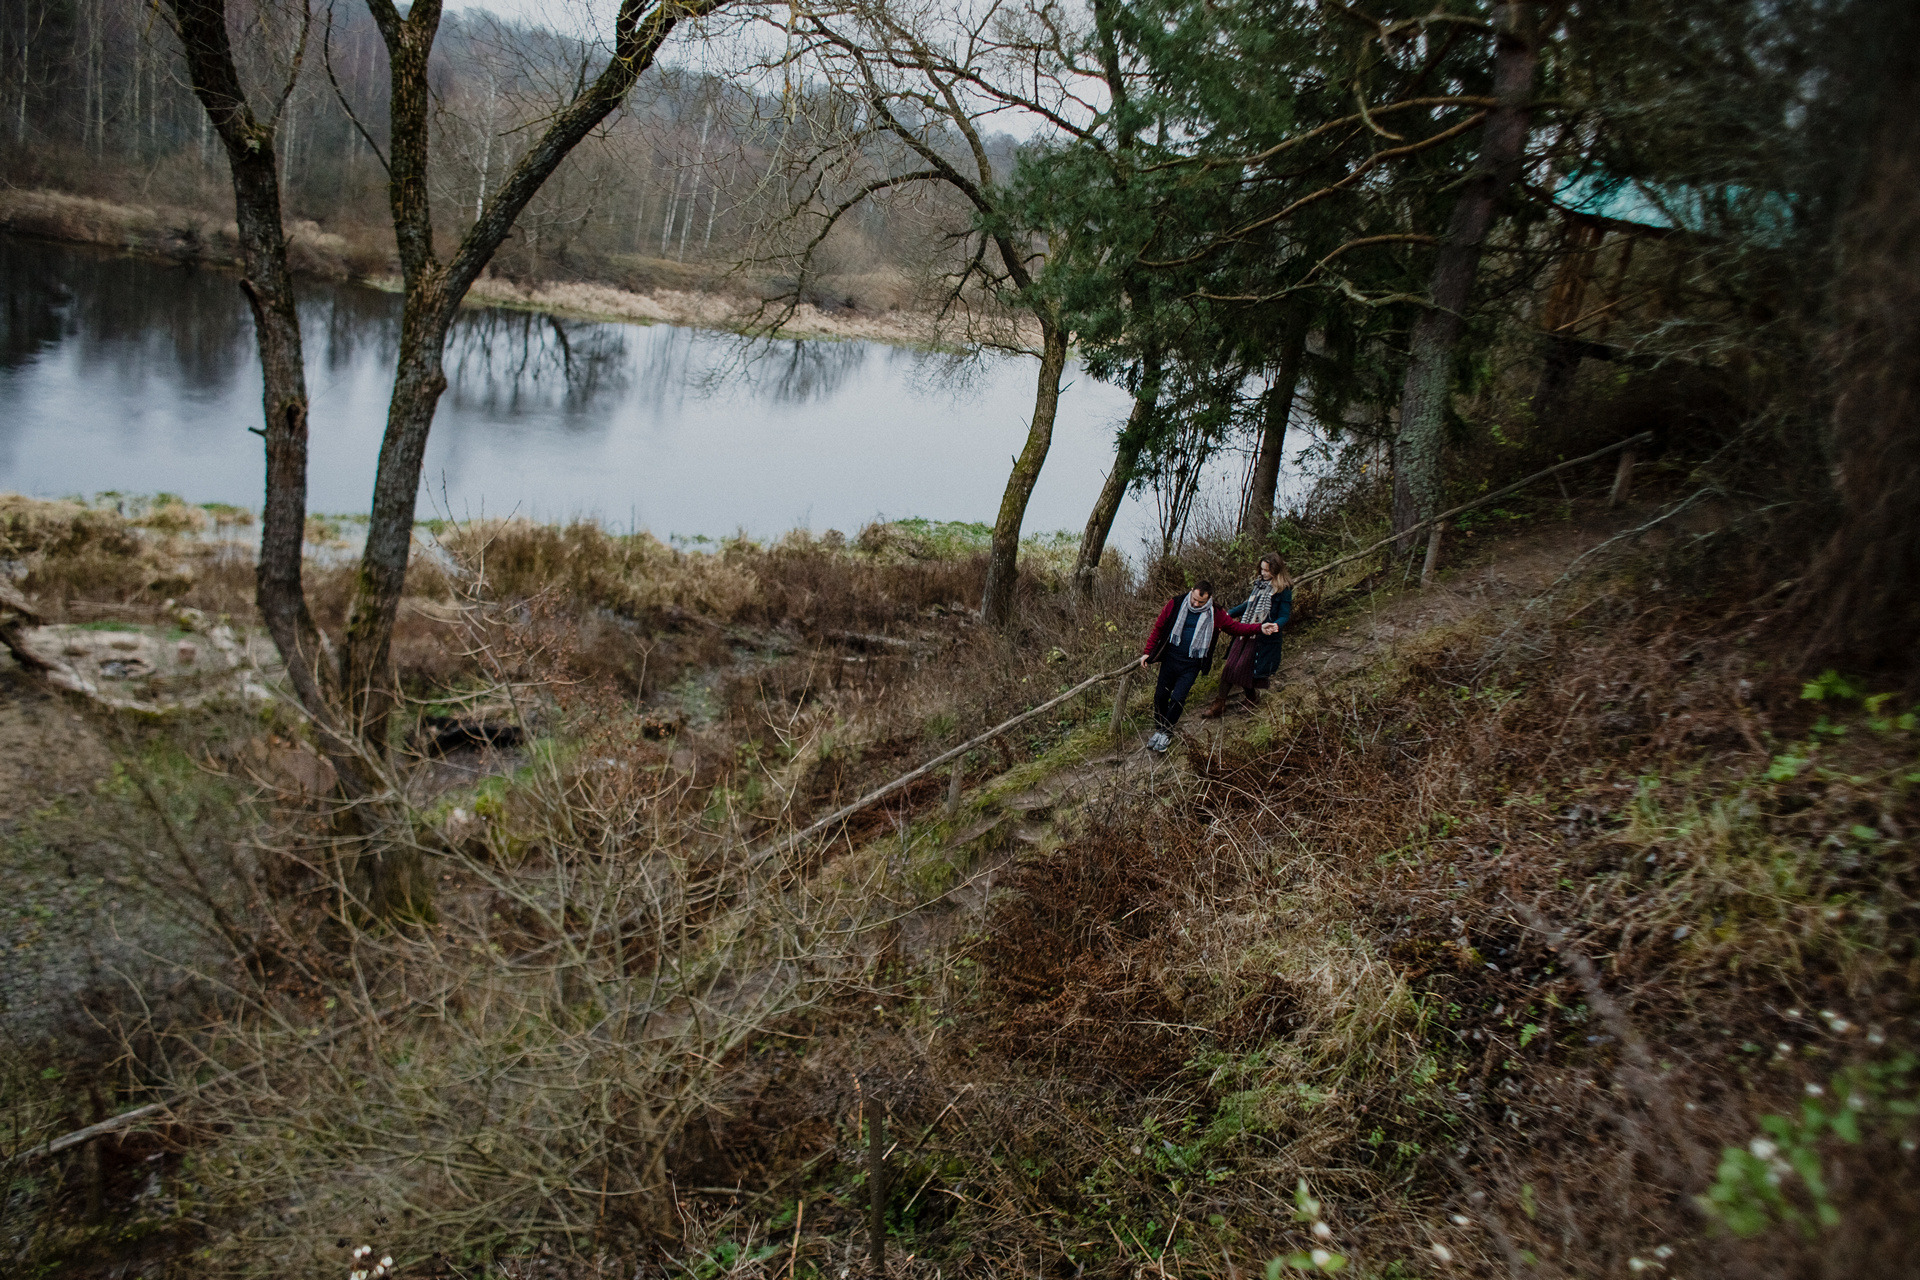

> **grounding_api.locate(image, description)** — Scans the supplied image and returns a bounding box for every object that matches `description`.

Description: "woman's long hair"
[1259,553,1293,590]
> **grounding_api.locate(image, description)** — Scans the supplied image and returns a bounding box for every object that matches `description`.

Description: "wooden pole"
[1421,521,1446,588]
[1109,667,1133,745]
[1608,448,1637,508]
[945,762,962,817]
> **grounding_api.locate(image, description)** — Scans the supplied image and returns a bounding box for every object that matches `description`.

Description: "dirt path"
[1175,508,1649,750]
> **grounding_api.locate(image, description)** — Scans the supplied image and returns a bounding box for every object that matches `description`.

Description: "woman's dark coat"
[1227,585,1292,679]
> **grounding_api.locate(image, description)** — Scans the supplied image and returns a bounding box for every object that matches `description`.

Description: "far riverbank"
[0,187,1007,349]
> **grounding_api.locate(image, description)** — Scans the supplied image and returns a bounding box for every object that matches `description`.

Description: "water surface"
[0,233,1198,551]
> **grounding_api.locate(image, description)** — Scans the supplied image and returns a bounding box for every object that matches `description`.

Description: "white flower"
[1805,1083,1824,1097]
[1653,1246,1674,1260]
[380,1260,393,1270]
[1749,1138,1778,1160]
[1776,1042,1793,1055]
[1451,1214,1470,1226]
[354,1247,372,1260]
[1629,1259,1647,1273]
[1311,1250,1333,1267]
[1431,1244,1453,1263]
[1312,1221,1332,1239]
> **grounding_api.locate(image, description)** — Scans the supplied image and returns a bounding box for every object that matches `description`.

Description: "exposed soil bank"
[0,187,974,347]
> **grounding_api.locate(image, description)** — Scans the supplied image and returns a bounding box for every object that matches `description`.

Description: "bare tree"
[164,0,336,751]
[167,0,729,917]
[758,0,1113,626]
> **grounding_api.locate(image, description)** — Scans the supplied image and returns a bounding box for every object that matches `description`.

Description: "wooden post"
[945,761,962,817]
[1110,667,1133,745]
[1421,521,1446,588]
[1608,449,1637,508]
[867,1101,888,1279]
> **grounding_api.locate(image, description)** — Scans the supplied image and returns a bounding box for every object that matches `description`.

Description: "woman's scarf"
[1240,578,1276,626]
[1173,593,1215,658]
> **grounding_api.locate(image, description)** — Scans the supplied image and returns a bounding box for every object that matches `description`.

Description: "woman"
[1137,580,1279,753]
[1201,553,1293,718]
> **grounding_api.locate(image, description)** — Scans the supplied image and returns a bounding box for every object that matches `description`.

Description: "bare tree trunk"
[1073,348,1162,594]
[165,0,335,741]
[1797,34,1920,679]
[1391,2,1539,542]
[981,320,1069,626]
[1239,320,1308,542]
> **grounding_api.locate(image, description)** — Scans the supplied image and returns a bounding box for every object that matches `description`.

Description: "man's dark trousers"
[1153,654,1205,733]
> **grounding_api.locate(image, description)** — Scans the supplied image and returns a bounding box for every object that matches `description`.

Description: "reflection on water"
[443,308,633,420]
[0,232,1178,546]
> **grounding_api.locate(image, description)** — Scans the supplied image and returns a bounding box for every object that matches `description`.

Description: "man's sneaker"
[1146,730,1171,753]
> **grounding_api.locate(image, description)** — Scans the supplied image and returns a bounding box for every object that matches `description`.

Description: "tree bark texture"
[981,322,1070,626]
[165,0,338,744]
[1797,36,1920,678]
[1073,349,1162,595]
[1391,3,1539,542]
[1239,321,1308,542]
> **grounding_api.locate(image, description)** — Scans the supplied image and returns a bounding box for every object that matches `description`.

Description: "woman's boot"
[1199,694,1230,719]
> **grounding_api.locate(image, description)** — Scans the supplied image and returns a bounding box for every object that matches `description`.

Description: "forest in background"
[0,0,998,298]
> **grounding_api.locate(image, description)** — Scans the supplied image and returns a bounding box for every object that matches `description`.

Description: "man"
[1137,581,1279,753]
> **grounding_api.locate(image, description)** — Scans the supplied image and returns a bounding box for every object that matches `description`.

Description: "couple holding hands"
[1136,553,1292,754]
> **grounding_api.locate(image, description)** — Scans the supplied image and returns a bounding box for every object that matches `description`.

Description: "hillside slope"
[4,499,1915,1280]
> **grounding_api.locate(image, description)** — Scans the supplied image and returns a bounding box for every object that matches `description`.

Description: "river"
[0,232,1239,556]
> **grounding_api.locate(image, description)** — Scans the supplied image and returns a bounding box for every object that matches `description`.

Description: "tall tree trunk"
[165,0,335,744]
[1797,32,1920,678]
[1239,320,1308,542]
[1391,2,1539,542]
[1073,348,1162,595]
[981,321,1070,626]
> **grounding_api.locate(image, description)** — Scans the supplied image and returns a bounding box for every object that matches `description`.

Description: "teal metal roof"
[1552,171,1796,243]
